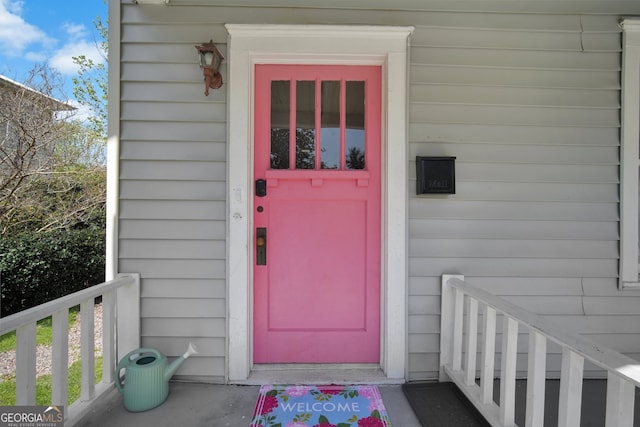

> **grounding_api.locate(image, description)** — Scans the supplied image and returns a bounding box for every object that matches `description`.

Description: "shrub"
[0,228,105,317]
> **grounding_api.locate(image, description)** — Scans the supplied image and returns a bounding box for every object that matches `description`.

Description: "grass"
[0,306,80,352]
[0,305,101,406]
[0,357,103,405]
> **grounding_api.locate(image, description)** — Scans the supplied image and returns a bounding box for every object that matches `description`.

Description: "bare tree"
[0,64,106,236]
[0,65,70,201]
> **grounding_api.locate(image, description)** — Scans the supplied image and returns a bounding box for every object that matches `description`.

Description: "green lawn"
[0,307,80,352]
[0,357,103,405]
[0,305,102,406]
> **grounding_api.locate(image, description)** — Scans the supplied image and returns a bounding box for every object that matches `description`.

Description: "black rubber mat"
[402,382,491,427]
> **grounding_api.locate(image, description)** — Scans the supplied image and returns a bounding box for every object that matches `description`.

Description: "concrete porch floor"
[76,383,422,427]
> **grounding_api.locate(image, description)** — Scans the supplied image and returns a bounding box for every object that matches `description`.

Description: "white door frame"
[619,18,640,289]
[225,24,414,382]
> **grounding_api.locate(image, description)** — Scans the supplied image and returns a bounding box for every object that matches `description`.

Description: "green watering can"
[116,342,198,412]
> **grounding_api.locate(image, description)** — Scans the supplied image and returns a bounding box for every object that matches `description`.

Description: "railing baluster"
[51,308,69,406]
[465,297,478,386]
[452,288,464,372]
[558,348,584,427]
[500,315,518,427]
[15,322,37,405]
[526,330,547,427]
[480,305,496,405]
[605,372,635,427]
[80,298,96,401]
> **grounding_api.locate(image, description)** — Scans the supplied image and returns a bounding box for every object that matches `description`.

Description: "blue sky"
[0,0,107,109]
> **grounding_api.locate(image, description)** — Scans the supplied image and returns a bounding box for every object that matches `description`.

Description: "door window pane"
[270,81,290,169]
[321,81,340,169]
[345,81,365,170]
[296,81,316,169]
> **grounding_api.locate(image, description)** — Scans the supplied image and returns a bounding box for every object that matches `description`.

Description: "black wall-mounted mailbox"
[416,156,456,195]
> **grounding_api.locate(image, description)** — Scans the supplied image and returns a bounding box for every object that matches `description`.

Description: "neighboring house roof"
[0,74,75,112]
[0,74,76,174]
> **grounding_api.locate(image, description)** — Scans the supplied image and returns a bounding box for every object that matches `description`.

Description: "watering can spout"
[164,342,198,381]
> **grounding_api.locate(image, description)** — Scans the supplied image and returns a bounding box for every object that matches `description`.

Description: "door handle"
[256,227,267,265]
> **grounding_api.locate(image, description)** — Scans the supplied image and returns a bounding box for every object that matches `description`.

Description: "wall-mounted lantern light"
[195,40,224,96]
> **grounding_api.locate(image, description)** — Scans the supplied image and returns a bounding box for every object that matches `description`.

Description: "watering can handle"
[115,348,163,393]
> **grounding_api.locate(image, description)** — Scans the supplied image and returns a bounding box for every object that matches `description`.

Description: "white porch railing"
[0,273,140,426]
[440,274,640,427]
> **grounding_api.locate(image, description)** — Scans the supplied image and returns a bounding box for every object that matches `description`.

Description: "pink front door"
[253,64,382,363]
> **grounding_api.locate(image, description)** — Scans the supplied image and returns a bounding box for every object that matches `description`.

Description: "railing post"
[51,308,69,406]
[500,315,518,427]
[102,289,117,383]
[558,348,584,427]
[80,298,96,401]
[605,372,635,427]
[440,274,464,381]
[15,322,37,405]
[452,288,464,372]
[526,330,547,427]
[117,273,141,361]
[480,304,496,405]
[464,297,478,386]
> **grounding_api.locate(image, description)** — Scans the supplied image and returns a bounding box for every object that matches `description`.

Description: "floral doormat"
[250,385,392,427]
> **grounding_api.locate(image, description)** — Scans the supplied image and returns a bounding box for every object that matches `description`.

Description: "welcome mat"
[250,385,392,427]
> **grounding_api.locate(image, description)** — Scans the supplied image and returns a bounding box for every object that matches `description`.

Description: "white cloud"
[48,19,105,76]
[0,1,104,78]
[23,50,46,62]
[63,22,88,38]
[0,0,50,56]
[49,38,105,76]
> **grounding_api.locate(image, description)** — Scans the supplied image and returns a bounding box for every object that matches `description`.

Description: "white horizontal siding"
[120,220,225,240]
[412,47,620,69]
[120,122,226,141]
[404,4,628,380]
[119,240,225,259]
[410,104,619,127]
[414,66,620,89]
[409,200,618,221]
[120,201,225,220]
[410,239,618,259]
[410,219,618,240]
[118,1,640,382]
[141,318,225,338]
[410,258,618,277]
[410,124,619,145]
[412,85,620,108]
[140,279,226,298]
[120,160,226,180]
[120,181,226,200]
